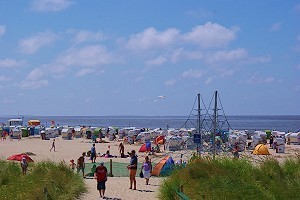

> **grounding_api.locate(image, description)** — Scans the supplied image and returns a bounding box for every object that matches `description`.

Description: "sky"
[0,0,299,116]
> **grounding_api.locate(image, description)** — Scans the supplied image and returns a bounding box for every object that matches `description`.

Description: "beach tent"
[139,142,151,152]
[151,156,175,176]
[252,144,270,155]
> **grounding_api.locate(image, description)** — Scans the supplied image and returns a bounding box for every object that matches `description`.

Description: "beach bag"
[139,170,144,178]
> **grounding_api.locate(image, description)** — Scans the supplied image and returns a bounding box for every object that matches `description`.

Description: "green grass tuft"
[159,156,300,200]
[0,160,86,200]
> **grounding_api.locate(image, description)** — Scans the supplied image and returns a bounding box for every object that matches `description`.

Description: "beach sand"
[0,136,299,200]
[0,137,164,200]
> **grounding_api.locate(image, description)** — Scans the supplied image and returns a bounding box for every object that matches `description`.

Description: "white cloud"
[181,69,204,79]
[165,79,176,86]
[170,48,203,63]
[72,30,106,44]
[170,48,185,63]
[75,68,96,77]
[18,31,57,54]
[19,79,49,89]
[126,23,238,51]
[0,25,6,36]
[205,76,215,85]
[0,59,24,68]
[126,27,180,51]
[182,22,238,48]
[27,67,46,80]
[146,55,167,66]
[244,75,275,85]
[31,0,74,12]
[270,22,281,31]
[18,66,49,90]
[249,55,272,63]
[217,68,235,77]
[205,48,248,64]
[57,45,113,68]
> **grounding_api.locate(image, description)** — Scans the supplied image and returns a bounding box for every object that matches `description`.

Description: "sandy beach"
[0,137,165,200]
[0,136,299,200]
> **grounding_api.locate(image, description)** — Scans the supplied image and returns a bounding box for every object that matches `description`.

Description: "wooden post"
[109,159,113,177]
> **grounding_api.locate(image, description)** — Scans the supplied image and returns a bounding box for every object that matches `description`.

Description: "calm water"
[0,115,299,132]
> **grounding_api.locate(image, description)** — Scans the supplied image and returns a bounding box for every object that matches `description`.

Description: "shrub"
[159,156,300,200]
[0,160,86,200]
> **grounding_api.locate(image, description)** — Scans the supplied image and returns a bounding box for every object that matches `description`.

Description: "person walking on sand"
[77,153,85,177]
[94,161,108,199]
[50,139,56,152]
[127,150,137,190]
[91,143,97,163]
[142,156,152,185]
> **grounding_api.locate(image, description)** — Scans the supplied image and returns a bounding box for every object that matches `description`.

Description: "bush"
[0,160,86,200]
[159,157,300,200]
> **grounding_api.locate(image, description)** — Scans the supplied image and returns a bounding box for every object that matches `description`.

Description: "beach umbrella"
[7,154,34,162]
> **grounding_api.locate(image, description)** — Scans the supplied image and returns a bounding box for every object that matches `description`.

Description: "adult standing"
[142,156,152,185]
[50,139,56,152]
[77,153,85,177]
[119,142,125,158]
[94,161,108,199]
[91,144,97,163]
[269,135,274,148]
[127,150,137,190]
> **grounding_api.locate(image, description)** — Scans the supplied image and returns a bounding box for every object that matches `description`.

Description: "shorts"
[129,169,137,177]
[91,153,96,158]
[97,181,106,190]
[77,166,85,173]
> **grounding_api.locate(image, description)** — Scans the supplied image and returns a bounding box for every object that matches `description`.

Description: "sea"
[0,115,299,132]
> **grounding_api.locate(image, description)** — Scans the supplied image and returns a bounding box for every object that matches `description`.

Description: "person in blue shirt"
[91,144,97,163]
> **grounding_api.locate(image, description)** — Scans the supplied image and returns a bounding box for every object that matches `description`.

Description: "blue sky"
[0,0,299,116]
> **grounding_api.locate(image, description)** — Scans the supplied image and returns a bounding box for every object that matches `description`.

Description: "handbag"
[139,170,144,178]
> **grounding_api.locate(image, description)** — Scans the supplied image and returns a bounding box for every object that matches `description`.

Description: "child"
[70,159,76,171]
[21,157,28,175]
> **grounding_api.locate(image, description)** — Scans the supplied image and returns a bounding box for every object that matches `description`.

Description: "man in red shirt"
[94,161,108,199]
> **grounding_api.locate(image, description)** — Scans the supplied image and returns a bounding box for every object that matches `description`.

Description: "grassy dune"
[0,160,86,200]
[159,156,300,200]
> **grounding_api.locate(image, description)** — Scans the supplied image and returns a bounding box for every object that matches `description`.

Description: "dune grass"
[0,160,86,200]
[159,156,300,200]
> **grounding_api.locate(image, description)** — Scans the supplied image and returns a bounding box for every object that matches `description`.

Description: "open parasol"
[7,153,34,162]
